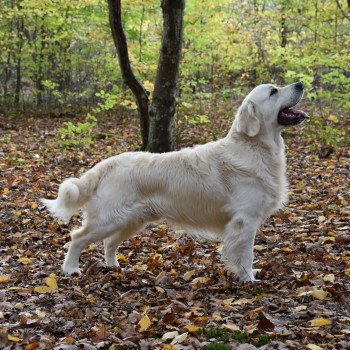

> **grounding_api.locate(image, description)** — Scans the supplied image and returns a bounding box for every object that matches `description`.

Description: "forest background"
[1,1,350,349]
[0,0,349,150]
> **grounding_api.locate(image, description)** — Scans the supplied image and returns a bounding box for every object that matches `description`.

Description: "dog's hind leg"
[62,221,127,275]
[103,223,144,267]
[220,215,261,282]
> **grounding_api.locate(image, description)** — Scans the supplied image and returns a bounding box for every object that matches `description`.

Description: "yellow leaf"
[212,312,222,321]
[323,236,335,244]
[86,295,96,303]
[323,274,335,283]
[163,346,176,350]
[138,315,151,332]
[190,276,211,285]
[8,334,23,342]
[311,289,328,301]
[310,318,332,327]
[184,325,200,333]
[0,276,10,283]
[45,273,58,290]
[183,270,196,281]
[3,187,10,195]
[19,257,32,265]
[34,286,53,294]
[327,115,339,123]
[345,268,350,276]
[281,247,293,253]
[306,345,323,350]
[117,254,127,262]
[31,202,38,209]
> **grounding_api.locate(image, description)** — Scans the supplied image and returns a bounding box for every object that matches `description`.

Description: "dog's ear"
[236,101,260,137]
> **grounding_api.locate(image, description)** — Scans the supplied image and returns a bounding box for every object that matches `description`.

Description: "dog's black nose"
[295,82,303,91]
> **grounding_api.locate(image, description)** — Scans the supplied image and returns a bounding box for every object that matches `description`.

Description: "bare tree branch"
[107,0,149,150]
[335,0,350,21]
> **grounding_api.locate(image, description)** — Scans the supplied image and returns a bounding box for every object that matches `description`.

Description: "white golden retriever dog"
[42,82,308,281]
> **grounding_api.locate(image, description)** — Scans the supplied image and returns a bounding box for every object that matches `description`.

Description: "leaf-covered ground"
[0,111,349,350]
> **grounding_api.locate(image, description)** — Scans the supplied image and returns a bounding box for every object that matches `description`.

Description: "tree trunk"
[147,0,185,153]
[15,13,24,107]
[107,0,149,150]
[280,10,287,47]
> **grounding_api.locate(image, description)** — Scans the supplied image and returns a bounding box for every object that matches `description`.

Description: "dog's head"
[235,82,308,137]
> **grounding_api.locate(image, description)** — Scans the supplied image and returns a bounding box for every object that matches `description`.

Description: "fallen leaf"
[34,286,53,294]
[86,295,96,303]
[311,289,328,300]
[310,318,332,327]
[281,247,293,253]
[306,344,323,350]
[184,325,200,333]
[162,331,179,340]
[163,346,176,350]
[323,274,335,283]
[0,276,10,283]
[138,315,151,332]
[222,323,240,332]
[183,270,196,281]
[19,257,32,265]
[44,273,58,290]
[3,187,10,195]
[171,332,188,345]
[233,298,252,306]
[8,334,23,342]
[117,253,127,262]
[222,298,234,305]
[24,342,39,350]
[190,276,211,285]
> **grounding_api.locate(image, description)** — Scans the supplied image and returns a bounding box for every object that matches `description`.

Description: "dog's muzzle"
[278,82,309,126]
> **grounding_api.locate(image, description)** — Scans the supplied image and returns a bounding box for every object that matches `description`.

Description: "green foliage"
[232,332,249,343]
[202,327,230,342]
[58,114,97,148]
[254,334,271,347]
[0,0,349,149]
[305,115,347,150]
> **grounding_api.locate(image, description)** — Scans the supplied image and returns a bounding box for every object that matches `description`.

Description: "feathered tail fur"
[40,170,100,223]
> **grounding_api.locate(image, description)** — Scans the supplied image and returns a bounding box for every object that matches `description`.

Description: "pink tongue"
[280,108,309,119]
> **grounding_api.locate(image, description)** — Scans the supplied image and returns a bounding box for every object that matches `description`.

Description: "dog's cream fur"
[42,83,304,281]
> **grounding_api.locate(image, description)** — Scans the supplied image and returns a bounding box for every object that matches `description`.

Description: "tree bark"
[335,0,350,21]
[107,0,149,150]
[147,0,185,153]
[15,12,24,107]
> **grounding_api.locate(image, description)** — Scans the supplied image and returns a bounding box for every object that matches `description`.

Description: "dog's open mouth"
[278,107,309,126]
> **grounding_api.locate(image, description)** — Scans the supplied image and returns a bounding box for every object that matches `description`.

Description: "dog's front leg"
[220,216,261,282]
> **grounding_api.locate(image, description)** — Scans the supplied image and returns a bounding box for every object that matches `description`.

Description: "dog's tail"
[40,169,101,223]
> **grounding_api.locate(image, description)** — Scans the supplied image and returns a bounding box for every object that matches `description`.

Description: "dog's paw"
[62,264,81,276]
[239,275,260,283]
[236,269,261,282]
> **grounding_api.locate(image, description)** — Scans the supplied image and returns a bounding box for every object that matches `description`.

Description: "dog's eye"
[270,88,278,96]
